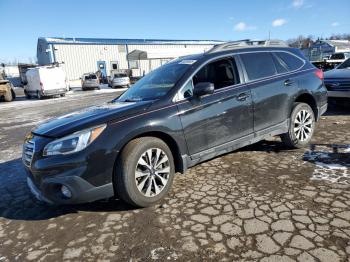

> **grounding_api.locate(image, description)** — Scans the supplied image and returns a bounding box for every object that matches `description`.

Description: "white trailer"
[25,66,68,99]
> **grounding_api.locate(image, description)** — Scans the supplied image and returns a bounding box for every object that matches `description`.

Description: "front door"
[176,56,254,157]
[97,61,107,78]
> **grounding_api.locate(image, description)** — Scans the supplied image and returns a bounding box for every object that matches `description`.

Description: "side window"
[178,80,194,100]
[272,54,288,74]
[193,57,240,90]
[275,52,304,71]
[240,52,277,80]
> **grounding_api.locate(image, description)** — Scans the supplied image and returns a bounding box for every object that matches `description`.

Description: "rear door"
[239,51,297,133]
[176,56,254,157]
[41,68,65,91]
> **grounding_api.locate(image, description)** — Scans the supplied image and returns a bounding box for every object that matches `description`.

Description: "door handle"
[237,93,250,101]
[284,79,295,86]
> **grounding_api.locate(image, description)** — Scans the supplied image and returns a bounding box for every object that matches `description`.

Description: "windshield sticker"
[179,60,197,65]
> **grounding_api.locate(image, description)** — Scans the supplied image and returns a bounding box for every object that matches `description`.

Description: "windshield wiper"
[123,97,143,102]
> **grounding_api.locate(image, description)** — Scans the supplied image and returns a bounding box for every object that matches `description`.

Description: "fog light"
[61,185,72,199]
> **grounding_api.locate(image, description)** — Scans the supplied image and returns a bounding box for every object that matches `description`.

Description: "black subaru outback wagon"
[23,40,328,207]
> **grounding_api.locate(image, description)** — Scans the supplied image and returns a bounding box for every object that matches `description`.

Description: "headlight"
[43,124,106,156]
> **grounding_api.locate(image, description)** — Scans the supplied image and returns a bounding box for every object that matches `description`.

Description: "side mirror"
[193,82,214,97]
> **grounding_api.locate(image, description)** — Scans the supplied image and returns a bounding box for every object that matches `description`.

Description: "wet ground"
[0,92,349,261]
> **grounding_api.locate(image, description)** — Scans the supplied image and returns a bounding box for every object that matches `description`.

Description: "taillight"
[314,69,324,80]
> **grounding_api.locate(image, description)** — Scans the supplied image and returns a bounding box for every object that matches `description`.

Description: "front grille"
[325,81,350,91]
[23,141,35,167]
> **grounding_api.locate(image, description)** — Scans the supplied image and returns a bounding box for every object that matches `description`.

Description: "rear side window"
[240,52,276,80]
[272,54,288,74]
[275,52,304,71]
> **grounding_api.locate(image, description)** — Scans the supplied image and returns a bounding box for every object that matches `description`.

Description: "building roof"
[320,40,350,49]
[39,37,224,46]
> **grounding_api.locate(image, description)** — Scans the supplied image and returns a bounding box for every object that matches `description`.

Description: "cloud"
[292,0,304,8]
[272,19,287,27]
[331,22,339,27]
[234,22,256,32]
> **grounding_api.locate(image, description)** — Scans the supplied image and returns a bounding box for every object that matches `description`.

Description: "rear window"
[240,52,276,80]
[275,52,304,71]
[114,73,127,78]
[85,74,97,80]
[330,53,345,60]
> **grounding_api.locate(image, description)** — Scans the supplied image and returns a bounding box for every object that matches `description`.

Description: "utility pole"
[268,31,271,40]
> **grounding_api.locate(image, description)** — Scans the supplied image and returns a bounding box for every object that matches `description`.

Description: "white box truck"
[24,66,68,99]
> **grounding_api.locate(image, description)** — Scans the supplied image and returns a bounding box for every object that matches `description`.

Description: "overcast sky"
[1,0,349,63]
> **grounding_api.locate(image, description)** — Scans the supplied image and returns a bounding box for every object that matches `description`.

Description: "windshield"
[337,58,350,69]
[117,62,190,102]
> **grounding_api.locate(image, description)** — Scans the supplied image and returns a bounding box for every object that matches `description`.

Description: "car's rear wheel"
[24,90,30,99]
[115,137,175,207]
[281,103,315,148]
[37,90,42,100]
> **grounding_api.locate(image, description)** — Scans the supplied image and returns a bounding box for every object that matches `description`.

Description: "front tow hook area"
[27,177,54,204]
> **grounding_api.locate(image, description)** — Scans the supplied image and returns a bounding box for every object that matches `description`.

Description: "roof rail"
[207,39,288,53]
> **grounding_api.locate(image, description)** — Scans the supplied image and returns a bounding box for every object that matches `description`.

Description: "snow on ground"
[304,145,350,184]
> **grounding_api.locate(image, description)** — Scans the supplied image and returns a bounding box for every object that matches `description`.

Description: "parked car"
[111,73,130,88]
[324,58,350,103]
[0,79,15,102]
[25,66,67,99]
[81,73,100,91]
[23,40,327,207]
[325,52,350,69]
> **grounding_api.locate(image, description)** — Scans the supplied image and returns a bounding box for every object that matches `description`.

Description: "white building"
[37,37,223,81]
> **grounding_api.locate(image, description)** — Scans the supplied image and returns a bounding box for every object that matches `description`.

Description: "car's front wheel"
[116,137,175,207]
[281,102,315,148]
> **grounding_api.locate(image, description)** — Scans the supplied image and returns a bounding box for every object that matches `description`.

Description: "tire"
[60,93,66,97]
[24,90,31,99]
[116,137,175,207]
[3,89,13,102]
[280,103,315,149]
[11,89,16,100]
[37,90,42,100]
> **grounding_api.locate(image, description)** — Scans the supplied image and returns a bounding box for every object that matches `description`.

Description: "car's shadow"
[0,158,136,221]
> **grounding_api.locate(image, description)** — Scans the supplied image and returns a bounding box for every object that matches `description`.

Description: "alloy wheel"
[135,148,170,197]
[294,109,313,141]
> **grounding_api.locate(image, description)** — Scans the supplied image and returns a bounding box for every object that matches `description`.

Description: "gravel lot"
[0,91,349,261]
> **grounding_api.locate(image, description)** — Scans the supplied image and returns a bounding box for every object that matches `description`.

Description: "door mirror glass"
[193,82,214,97]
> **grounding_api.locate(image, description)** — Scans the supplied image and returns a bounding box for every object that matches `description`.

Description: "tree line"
[287,34,350,48]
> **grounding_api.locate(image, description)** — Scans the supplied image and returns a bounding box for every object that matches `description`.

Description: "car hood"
[33,100,153,138]
[324,69,350,80]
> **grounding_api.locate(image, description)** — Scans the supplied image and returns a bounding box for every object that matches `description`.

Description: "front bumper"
[25,168,114,205]
[327,90,350,98]
[318,103,328,119]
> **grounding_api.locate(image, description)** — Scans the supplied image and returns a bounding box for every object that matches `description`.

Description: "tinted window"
[330,53,345,60]
[241,53,276,80]
[276,52,304,71]
[272,54,288,74]
[193,58,240,89]
[337,58,350,69]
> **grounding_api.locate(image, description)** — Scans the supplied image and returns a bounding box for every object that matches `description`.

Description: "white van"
[25,66,68,99]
